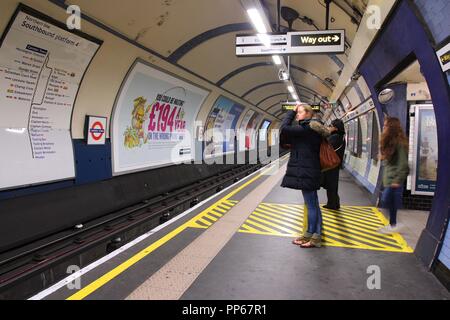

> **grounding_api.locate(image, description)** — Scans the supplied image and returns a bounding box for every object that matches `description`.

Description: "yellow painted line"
[208,210,223,218]
[66,157,289,300]
[240,203,412,253]
[372,207,413,252]
[244,218,285,234]
[213,206,228,213]
[246,215,301,234]
[321,217,395,249]
[252,210,302,231]
[258,204,303,220]
[254,208,302,225]
[239,228,277,236]
[321,213,399,243]
[204,214,218,222]
[259,203,398,246]
[338,207,385,224]
[197,217,213,226]
[190,223,208,229]
[321,211,383,231]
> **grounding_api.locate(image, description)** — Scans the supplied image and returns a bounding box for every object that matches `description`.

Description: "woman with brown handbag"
[280,105,330,248]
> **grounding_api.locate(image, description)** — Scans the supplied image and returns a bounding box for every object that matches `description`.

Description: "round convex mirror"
[378,88,395,104]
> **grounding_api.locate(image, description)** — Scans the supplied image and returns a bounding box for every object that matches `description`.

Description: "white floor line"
[29,155,288,300]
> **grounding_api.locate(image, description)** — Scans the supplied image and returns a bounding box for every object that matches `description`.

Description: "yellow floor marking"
[208,210,223,218]
[204,214,218,222]
[258,204,302,220]
[321,211,383,231]
[321,218,394,248]
[239,228,275,236]
[247,215,301,234]
[254,208,302,225]
[213,206,228,213]
[66,157,289,300]
[337,207,385,224]
[198,217,213,226]
[244,218,286,234]
[321,213,398,243]
[372,207,413,251]
[252,210,302,231]
[239,203,413,253]
[276,205,383,230]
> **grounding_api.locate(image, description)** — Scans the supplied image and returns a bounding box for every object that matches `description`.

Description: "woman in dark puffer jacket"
[280,105,330,248]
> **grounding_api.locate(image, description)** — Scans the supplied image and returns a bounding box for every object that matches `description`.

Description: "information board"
[0,5,101,189]
[112,60,209,175]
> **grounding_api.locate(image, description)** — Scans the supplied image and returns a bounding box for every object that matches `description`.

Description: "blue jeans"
[302,190,322,235]
[381,187,403,226]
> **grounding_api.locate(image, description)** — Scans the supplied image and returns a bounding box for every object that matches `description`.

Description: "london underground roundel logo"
[90,121,105,141]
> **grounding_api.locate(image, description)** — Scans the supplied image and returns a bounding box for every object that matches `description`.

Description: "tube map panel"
[0,6,101,190]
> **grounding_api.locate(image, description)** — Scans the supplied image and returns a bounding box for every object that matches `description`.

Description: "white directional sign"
[235,34,287,46]
[236,30,345,56]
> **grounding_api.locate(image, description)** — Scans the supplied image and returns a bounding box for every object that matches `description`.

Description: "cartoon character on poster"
[124,96,151,148]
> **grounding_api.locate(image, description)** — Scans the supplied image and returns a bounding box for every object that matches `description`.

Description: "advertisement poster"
[412,105,438,195]
[268,121,280,146]
[238,110,261,151]
[353,118,359,155]
[366,111,373,159]
[0,5,101,190]
[346,119,355,154]
[112,60,209,175]
[259,120,272,142]
[204,96,244,156]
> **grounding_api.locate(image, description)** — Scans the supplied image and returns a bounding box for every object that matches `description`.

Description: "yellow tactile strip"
[238,203,413,253]
[186,199,238,229]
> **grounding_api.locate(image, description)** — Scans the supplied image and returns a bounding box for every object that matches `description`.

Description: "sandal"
[292,233,312,246]
[300,235,322,248]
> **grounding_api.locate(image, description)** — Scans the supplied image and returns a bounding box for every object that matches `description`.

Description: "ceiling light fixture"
[272,55,282,65]
[247,8,267,33]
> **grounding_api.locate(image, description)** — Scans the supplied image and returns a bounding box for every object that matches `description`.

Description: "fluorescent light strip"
[247,8,267,34]
[272,55,282,65]
[287,86,294,93]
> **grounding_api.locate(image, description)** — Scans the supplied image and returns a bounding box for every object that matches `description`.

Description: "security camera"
[278,68,290,81]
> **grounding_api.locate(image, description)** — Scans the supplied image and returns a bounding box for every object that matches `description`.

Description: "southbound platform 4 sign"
[0,5,101,190]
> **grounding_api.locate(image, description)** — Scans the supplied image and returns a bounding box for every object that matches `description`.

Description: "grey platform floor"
[41,167,449,300]
[181,171,450,300]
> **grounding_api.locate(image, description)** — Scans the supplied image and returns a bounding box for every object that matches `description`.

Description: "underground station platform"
[17,156,447,301]
[0,0,449,311]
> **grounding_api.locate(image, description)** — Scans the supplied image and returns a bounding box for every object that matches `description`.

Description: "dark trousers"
[381,186,403,226]
[323,168,340,209]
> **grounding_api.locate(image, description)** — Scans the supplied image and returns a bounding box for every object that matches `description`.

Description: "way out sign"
[289,30,345,53]
[86,116,107,145]
[236,29,345,56]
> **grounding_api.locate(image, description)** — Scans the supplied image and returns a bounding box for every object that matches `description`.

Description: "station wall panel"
[414,0,450,45]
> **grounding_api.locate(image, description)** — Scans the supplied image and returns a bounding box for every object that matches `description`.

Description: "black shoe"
[323,205,340,210]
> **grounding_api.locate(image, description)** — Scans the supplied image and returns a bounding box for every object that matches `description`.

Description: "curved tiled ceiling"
[60,0,368,118]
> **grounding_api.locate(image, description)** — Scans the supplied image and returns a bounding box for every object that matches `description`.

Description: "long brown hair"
[380,117,408,161]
